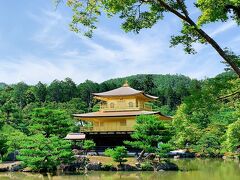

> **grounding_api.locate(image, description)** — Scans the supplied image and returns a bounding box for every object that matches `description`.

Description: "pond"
[0,159,240,180]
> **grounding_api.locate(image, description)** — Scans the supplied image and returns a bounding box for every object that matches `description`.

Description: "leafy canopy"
[171,72,240,155]
[64,0,239,37]
[18,134,73,172]
[225,120,240,152]
[104,146,128,165]
[83,139,96,153]
[125,115,172,153]
[29,107,76,138]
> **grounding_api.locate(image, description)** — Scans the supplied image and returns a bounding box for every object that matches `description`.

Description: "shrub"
[225,120,240,152]
[83,140,96,154]
[101,163,116,171]
[157,143,173,159]
[140,161,154,171]
[104,146,128,165]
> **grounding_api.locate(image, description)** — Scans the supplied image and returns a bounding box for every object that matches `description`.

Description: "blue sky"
[0,0,239,84]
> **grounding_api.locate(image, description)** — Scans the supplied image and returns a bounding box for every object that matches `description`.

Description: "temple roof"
[64,133,86,140]
[73,111,171,119]
[92,82,158,100]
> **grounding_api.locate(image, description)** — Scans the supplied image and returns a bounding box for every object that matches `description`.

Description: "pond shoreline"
[0,159,240,180]
[1,156,239,173]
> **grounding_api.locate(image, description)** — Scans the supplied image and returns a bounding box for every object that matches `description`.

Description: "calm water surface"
[0,159,240,180]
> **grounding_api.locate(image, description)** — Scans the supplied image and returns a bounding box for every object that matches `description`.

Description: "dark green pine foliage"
[18,134,73,172]
[34,81,47,103]
[77,80,99,111]
[29,107,75,138]
[104,146,128,165]
[12,82,29,109]
[124,115,172,153]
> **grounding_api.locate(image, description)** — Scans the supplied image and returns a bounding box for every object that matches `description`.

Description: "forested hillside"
[0,74,197,163]
[0,83,6,90]
[0,72,239,162]
[102,74,201,115]
[0,74,199,118]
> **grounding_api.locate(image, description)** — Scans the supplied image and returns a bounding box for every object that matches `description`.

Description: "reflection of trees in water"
[0,159,239,180]
[0,172,45,180]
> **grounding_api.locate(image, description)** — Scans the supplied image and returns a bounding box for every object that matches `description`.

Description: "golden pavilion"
[73,81,171,149]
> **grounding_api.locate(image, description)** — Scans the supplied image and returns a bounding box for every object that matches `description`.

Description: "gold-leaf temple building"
[73,81,171,150]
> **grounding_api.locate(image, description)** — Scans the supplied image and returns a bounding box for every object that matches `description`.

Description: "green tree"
[18,134,73,172]
[34,81,47,103]
[104,146,128,165]
[13,82,29,109]
[29,107,76,138]
[1,100,18,124]
[156,143,173,159]
[47,80,63,103]
[130,78,144,91]
[0,83,7,90]
[197,0,240,25]
[143,75,156,94]
[0,133,7,162]
[77,80,99,111]
[172,72,239,155]
[0,125,26,161]
[225,120,240,152]
[124,115,172,161]
[63,98,88,114]
[194,128,222,157]
[91,103,100,112]
[63,0,240,77]
[61,78,78,102]
[25,88,36,104]
[172,101,205,148]
[158,105,174,116]
[83,140,96,154]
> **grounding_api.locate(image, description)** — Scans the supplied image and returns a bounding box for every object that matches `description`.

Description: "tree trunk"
[191,24,240,78]
[6,111,10,124]
[137,150,145,162]
[13,150,16,161]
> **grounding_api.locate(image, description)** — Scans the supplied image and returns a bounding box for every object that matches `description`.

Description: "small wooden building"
[73,82,171,150]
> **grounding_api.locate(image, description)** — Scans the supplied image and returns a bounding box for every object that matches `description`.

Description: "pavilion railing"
[99,103,152,111]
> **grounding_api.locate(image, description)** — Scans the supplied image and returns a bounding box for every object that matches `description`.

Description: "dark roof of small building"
[73,110,171,119]
[92,82,158,100]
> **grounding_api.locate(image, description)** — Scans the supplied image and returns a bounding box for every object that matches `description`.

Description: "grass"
[88,156,137,166]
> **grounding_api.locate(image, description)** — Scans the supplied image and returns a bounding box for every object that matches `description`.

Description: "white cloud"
[29,9,70,49]
[0,8,227,84]
[0,55,105,84]
[209,21,236,37]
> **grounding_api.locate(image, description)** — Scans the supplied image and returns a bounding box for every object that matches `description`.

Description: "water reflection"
[0,159,240,180]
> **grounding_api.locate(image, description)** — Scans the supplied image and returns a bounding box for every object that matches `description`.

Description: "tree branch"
[154,0,189,23]
[225,5,240,19]
[153,0,240,77]
[176,0,189,18]
[217,91,240,100]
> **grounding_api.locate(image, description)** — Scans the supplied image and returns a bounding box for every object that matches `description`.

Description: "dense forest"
[0,72,239,170]
[0,74,197,118]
